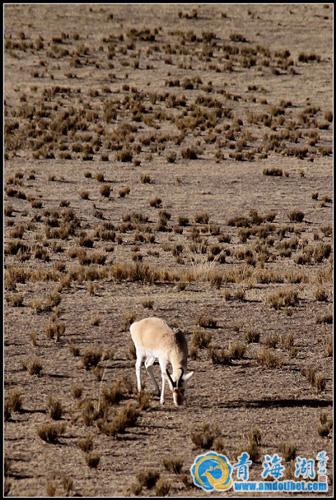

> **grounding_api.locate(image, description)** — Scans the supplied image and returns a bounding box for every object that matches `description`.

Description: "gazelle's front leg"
[159,359,168,405]
[160,372,166,404]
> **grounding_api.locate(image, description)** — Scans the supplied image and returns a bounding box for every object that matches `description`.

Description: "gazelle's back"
[130,317,176,352]
[130,318,186,364]
[130,317,193,405]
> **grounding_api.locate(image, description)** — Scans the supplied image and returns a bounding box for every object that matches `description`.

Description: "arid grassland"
[4,3,333,497]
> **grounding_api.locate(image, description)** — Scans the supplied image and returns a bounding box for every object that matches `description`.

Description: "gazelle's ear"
[183,371,194,383]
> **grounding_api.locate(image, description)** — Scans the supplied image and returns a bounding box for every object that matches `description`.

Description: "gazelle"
[130,317,194,406]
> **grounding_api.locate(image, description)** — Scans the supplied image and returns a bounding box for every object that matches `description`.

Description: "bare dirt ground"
[4,3,333,497]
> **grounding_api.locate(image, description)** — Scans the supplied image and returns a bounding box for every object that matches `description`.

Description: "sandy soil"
[4,3,333,497]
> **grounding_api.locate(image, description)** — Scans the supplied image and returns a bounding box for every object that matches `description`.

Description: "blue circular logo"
[191,452,233,491]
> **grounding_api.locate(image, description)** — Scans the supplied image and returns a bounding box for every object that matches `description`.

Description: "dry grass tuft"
[163,456,183,474]
[208,345,232,365]
[155,477,171,496]
[37,422,66,443]
[136,469,160,489]
[266,288,299,309]
[46,395,63,420]
[191,423,219,449]
[258,347,284,368]
[82,347,103,370]
[279,442,297,462]
[85,452,100,468]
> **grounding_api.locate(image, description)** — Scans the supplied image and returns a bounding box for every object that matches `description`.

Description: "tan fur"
[130,317,193,406]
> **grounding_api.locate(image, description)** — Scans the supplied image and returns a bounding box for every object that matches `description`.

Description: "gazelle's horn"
[177,367,184,387]
[166,368,176,387]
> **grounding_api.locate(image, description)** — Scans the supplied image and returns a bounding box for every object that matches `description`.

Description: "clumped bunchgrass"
[213,437,227,454]
[7,388,23,413]
[44,291,62,311]
[72,385,83,399]
[325,337,332,357]
[265,333,279,349]
[263,167,283,176]
[96,172,104,182]
[78,435,93,453]
[81,399,99,426]
[140,173,151,184]
[245,329,260,343]
[101,376,132,408]
[4,401,12,422]
[181,146,198,160]
[61,475,73,496]
[130,481,143,496]
[46,395,63,420]
[249,426,262,446]
[195,212,210,224]
[191,423,219,449]
[141,299,154,309]
[228,341,246,359]
[302,367,326,393]
[316,313,332,324]
[323,110,333,122]
[6,293,24,307]
[136,469,160,489]
[155,477,171,497]
[283,332,296,356]
[235,426,261,463]
[119,186,131,197]
[288,209,304,223]
[191,329,211,349]
[208,345,231,365]
[242,440,260,462]
[124,312,137,331]
[317,412,333,437]
[314,288,328,302]
[163,456,183,474]
[80,190,89,200]
[149,197,162,208]
[136,390,151,410]
[266,288,299,309]
[37,422,66,444]
[90,314,100,326]
[46,481,56,497]
[85,452,100,468]
[82,347,103,370]
[196,315,217,328]
[221,288,232,301]
[279,442,297,462]
[100,184,111,197]
[236,288,246,301]
[69,344,80,357]
[98,402,140,436]
[116,147,133,162]
[45,321,66,342]
[258,347,284,368]
[166,151,177,163]
[22,358,43,376]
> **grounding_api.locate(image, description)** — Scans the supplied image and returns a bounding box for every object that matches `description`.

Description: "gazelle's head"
[165,368,194,406]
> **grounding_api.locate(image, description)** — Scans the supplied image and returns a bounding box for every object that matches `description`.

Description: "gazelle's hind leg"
[145,356,160,396]
[135,352,144,393]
